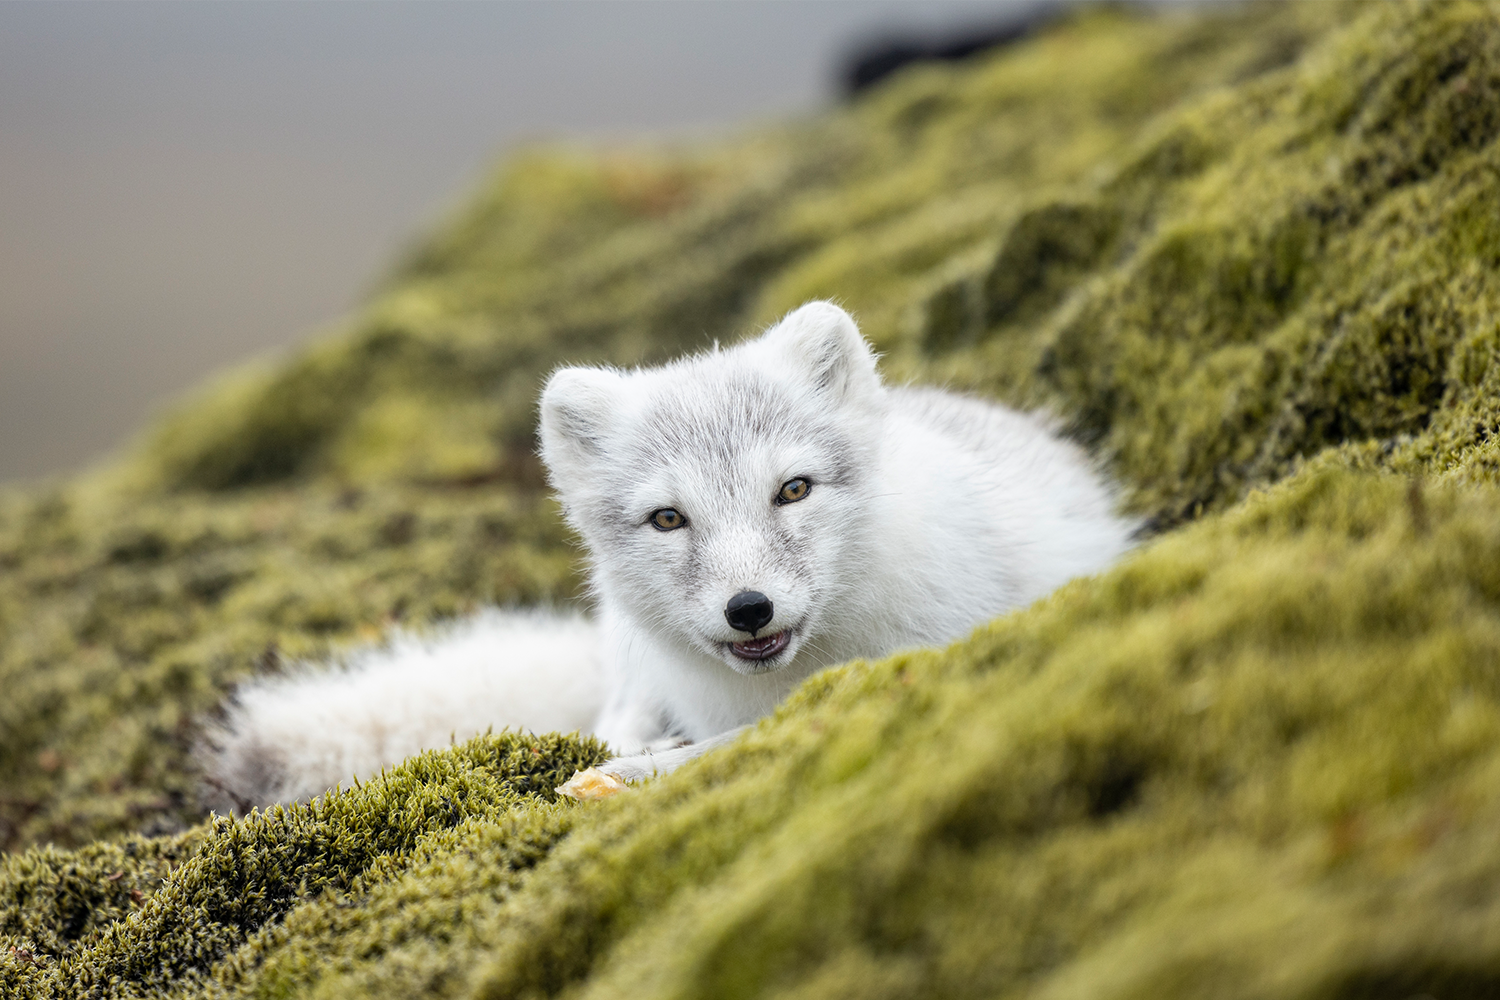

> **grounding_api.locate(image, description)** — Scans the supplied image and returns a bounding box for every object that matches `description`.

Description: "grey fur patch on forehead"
[630,369,862,485]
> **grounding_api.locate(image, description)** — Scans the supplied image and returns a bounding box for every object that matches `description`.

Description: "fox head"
[539,301,884,675]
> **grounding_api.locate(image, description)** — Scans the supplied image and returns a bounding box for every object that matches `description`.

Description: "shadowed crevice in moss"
[1318,962,1500,1000]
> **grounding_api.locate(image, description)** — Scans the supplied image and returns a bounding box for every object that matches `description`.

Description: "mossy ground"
[6,1,1500,996]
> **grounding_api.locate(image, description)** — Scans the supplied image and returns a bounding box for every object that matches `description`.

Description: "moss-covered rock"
[0,732,601,996]
[5,1,1500,996]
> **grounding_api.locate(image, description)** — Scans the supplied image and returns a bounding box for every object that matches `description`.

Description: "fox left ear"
[538,365,625,487]
[763,301,881,403]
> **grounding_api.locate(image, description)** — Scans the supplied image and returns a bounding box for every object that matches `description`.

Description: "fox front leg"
[599,726,748,782]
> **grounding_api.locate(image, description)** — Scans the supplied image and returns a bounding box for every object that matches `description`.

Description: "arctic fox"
[199,302,1136,809]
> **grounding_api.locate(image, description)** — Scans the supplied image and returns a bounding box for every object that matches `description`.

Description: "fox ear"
[764,301,880,403]
[539,366,625,481]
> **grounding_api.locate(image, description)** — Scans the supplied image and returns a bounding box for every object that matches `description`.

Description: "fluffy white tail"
[197,608,602,811]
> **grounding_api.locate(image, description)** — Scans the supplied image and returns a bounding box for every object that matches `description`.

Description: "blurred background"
[0,0,1054,484]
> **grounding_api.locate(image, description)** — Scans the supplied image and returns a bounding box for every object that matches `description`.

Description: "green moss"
[6,1,1500,997]
[0,732,602,997]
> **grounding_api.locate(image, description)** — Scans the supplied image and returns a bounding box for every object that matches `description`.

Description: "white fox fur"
[198,302,1137,809]
[199,610,601,809]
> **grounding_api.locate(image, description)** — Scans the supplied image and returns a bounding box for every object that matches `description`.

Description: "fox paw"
[596,753,663,783]
[595,727,745,783]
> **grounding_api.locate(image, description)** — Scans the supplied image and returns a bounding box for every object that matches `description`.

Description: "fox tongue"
[731,631,789,661]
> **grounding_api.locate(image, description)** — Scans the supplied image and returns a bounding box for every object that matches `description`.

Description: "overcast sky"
[0,1,1047,483]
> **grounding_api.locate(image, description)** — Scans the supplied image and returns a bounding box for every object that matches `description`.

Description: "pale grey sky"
[0,1,1042,482]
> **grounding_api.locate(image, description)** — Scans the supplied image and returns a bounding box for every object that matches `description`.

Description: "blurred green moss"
[6,1,1500,996]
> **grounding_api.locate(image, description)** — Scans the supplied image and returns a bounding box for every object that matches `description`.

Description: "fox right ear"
[763,301,881,404]
[539,366,624,478]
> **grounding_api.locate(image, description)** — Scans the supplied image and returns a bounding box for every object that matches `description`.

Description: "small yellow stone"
[556,767,628,801]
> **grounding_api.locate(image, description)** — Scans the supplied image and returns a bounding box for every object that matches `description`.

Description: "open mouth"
[729,630,791,662]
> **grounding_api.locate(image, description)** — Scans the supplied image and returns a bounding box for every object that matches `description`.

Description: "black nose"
[725,590,774,636]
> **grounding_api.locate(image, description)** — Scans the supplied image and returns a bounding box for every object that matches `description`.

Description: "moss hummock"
[1,732,601,996]
[6,1,1500,996]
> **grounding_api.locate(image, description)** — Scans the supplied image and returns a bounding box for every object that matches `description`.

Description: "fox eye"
[650,508,686,531]
[776,478,811,504]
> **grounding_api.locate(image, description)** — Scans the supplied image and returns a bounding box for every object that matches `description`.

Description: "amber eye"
[650,508,686,531]
[777,478,811,504]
